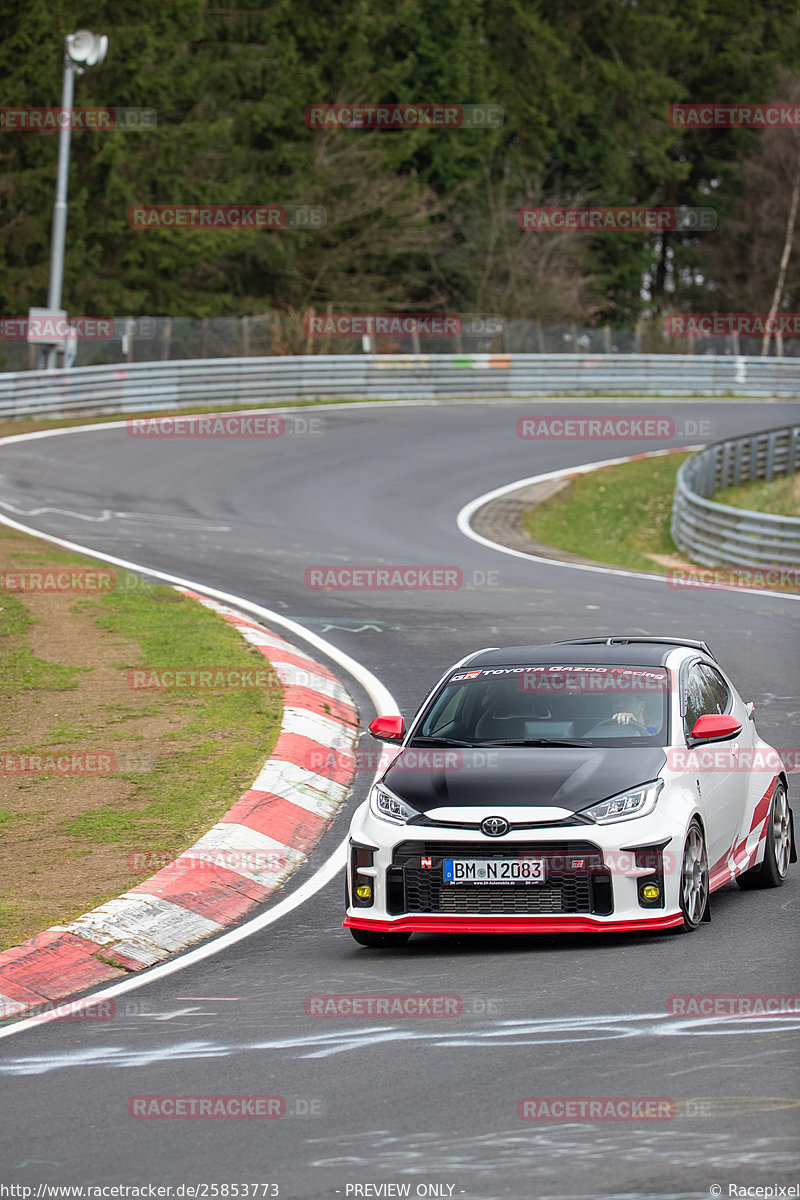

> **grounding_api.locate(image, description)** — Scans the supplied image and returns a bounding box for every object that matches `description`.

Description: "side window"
[683,664,716,735]
[699,665,731,715]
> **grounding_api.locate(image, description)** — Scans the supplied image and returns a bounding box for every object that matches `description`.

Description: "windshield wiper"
[474,738,593,747]
[409,736,477,747]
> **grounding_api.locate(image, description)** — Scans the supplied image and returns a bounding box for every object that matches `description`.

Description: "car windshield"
[413,664,669,748]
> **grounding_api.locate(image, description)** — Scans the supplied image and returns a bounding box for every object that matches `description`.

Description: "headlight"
[369,782,418,824]
[579,780,663,824]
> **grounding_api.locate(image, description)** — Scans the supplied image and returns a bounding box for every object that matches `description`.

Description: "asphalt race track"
[0,398,799,1200]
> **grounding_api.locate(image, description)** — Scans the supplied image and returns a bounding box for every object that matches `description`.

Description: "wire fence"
[2,314,797,372]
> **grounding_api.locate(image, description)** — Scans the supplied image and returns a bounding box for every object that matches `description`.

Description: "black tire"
[678,820,709,932]
[736,780,792,889]
[350,928,412,949]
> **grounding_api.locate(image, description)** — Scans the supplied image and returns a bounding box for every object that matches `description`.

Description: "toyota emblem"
[481,816,509,837]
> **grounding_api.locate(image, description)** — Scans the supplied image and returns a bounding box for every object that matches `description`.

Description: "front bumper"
[344,801,686,934]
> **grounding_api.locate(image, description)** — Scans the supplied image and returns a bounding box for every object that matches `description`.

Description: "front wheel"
[736,780,792,889]
[679,820,709,932]
[350,927,412,949]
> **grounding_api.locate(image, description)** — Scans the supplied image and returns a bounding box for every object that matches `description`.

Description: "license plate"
[443,858,547,884]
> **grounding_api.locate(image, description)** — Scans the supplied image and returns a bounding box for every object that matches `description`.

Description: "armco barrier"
[1,353,800,418]
[671,425,800,567]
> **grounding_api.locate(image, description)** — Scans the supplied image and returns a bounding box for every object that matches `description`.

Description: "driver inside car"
[611,693,659,734]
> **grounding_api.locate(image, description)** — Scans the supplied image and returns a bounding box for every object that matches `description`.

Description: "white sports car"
[344,636,794,947]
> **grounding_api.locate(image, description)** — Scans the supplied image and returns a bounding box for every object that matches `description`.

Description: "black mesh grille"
[391,840,612,916]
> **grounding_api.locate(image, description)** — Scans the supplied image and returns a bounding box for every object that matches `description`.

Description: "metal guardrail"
[1,353,800,418]
[671,425,800,567]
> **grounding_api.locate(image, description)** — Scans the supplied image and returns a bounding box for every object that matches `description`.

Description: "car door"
[681,661,747,873]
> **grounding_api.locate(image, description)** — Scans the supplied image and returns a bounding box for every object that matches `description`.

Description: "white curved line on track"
[456,448,800,602]
[0,421,402,1041]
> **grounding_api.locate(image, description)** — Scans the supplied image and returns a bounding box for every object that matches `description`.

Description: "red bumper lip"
[343,913,683,934]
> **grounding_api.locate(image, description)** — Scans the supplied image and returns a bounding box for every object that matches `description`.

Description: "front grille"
[438,885,568,914]
[390,839,612,917]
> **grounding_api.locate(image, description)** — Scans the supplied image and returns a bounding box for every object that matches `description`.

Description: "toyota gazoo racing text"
[344,637,795,947]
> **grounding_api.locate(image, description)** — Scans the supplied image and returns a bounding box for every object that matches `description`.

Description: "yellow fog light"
[355,884,373,901]
[642,884,660,901]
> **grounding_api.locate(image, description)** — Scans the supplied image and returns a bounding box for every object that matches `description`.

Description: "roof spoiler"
[550,635,716,660]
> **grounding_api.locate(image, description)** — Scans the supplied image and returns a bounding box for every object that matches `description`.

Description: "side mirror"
[745,701,755,720]
[368,715,404,742]
[689,714,742,744]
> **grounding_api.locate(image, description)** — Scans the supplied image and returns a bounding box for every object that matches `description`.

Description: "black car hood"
[383,746,667,813]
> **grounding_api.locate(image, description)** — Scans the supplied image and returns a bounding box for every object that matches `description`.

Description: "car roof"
[463,636,714,669]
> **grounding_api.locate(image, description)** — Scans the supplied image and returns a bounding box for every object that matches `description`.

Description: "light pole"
[38,29,108,369]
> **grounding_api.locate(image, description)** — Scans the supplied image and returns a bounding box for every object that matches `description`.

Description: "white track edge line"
[456,447,800,603]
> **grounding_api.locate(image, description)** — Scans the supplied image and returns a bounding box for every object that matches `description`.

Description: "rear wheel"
[736,781,791,889]
[679,820,709,931]
[350,928,412,949]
